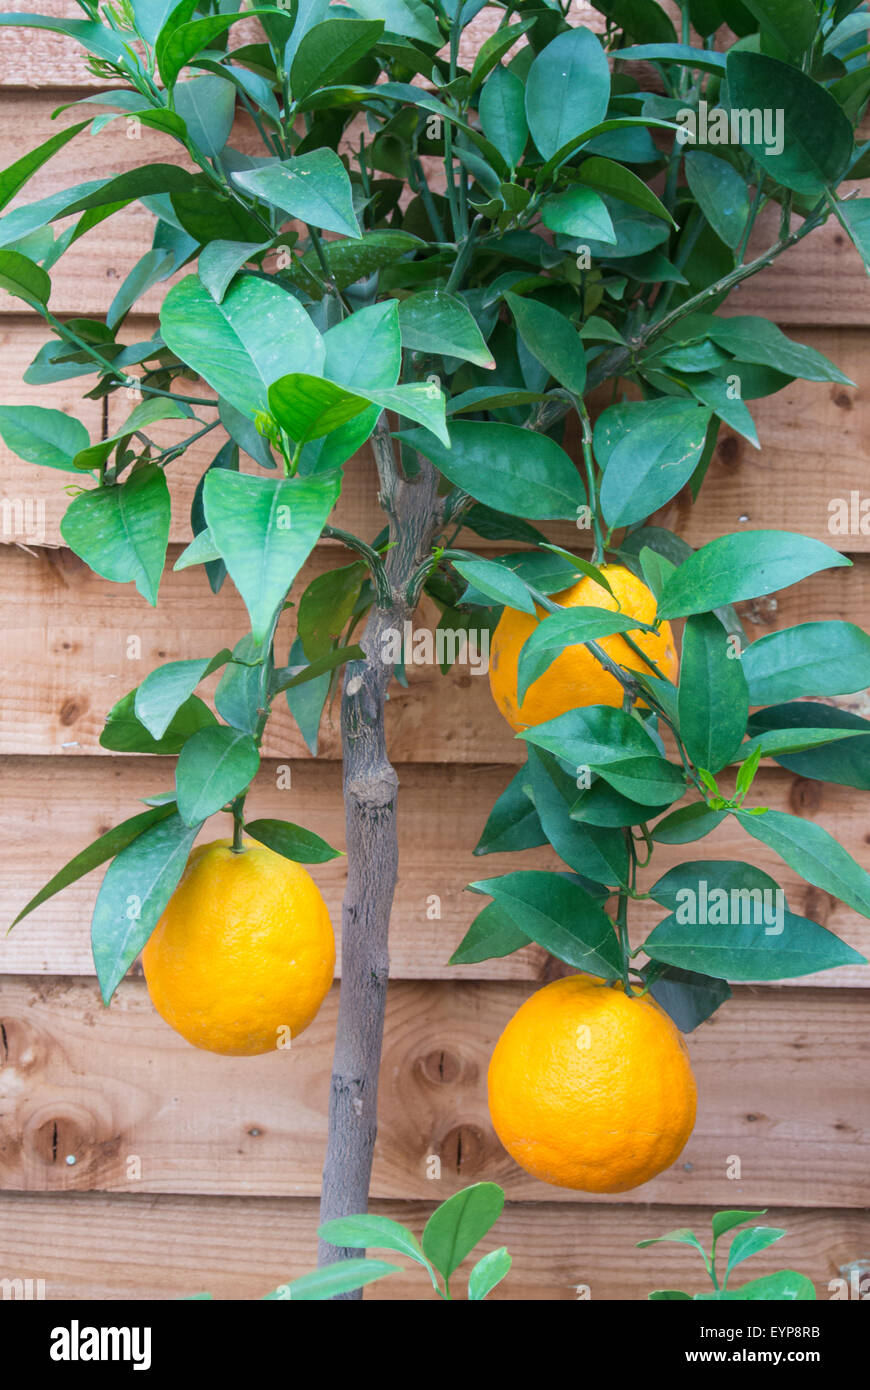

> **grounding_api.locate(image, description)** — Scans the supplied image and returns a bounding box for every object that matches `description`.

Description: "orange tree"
[3,0,870,1299]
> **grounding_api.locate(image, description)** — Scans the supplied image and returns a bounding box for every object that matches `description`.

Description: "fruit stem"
[230,798,246,853]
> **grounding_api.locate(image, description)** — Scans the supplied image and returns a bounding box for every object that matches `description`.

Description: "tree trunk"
[317,423,441,1295]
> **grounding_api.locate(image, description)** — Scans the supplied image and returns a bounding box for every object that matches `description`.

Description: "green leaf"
[0,119,91,213]
[452,556,536,614]
[645,907,865,981]
[593,0,678,43]
[270,373,449,446]
[746,702,870,789]
[9,804,175,930]
[351,0,441,46]
[678,612,748,773]
[134,651,232,740]
[91,812,201,1003]
[741,622,870,702]
[577,155,676,226]
[244,818,343,864]
[213,631,268,737]
[525,28,611,160]
[290,18,385,101]
[265,1259,401,1301]
[421,1183,505,1281]
[836,198,870,275]
[725,1227,785,1282]
[399,421,586,520]
[645,964,731,1032]
[522,705,687,806]
[478,67,528,169]
[523,746,630,886]
[739,0,817,55]
[174,75,236,160]
[0,247,50,309]
[656,531,849,620]
[101,690,217,755]
[107,248,176,330]
[175,726,260,828]
[60,467,171,607]
[160,274,325,419]
[725,52,854,196]
[468,871,622,976]
[473,766,547,856]
[684,151,750,249]
[157,11,270,89]
[539,186,616,242]
[468,1246,512,1300]
[711,1210,767,1243]
[516,608,643,705]
[448,901,532,965]
[398,290,495,368]
[705,317,852,385]
[174,527,222,572]
[323,299,402,390]
[204,470,341,643]
[0,13,127,65]
[712,1270,816,1301]
[316,1214,433,1286]
[470,19,535,91]
[287,230,424,296]
[736,807,870,922]
[297,563,366,662]
[273,641,365,694]
[232,150,362,240]
[651,802,728,844]
[72,397,191,472]
[197,240,268,306]
[504,291,586,395]
[0,404,89,472]
[613,44,725,73]
[649,1289,693,1300]
[637,1228,709,1256]
[599,397,712,528]
[571,779,675,828]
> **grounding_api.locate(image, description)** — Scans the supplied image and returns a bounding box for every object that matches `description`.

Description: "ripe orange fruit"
[488,563,678,732]
[487,974,696,1193]
[142,838,335,1056]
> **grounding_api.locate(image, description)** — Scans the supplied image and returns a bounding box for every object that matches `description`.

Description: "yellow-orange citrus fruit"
[487,974,696,1193]
[488,563,678,732]
[142,838,335,1056]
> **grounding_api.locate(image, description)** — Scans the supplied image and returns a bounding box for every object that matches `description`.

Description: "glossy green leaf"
[539,185,615,242]
[400,421,586,520]
[712,1270,815,1300]
[448,901,532,965]
[657,531,850,620]
[352,0,441,45]
[684,151,750,249]
[705,317,852,385]
[203,470,341,643]
[0,404,89,472]
[287,230,424,296]
[522,706,687,806]
[679,612,748,773]
[265,1259,401,1301]
[174,75,236,159]
[525,28,611,160]
[468,1246,512,1300]
[478,67,528,169]
[290,18,384,101]
[60,466,171,607]
[577,155,675,226]
[725,1227,785,1282]
[522,746,630,886]
[0,119,91,213]
[398,290,495,368]
[160,274,325,418]
[599,397,712,528]
[741,621,870,702]
[711,1209,767,1243]
[468,871,622,976]
[91,812,201,1003]
[0,13,127,65]
[233,150,361,240]
[746,702,870,789]
[452,556,535,614]
[645,907,864,980]
[244,818,343,863]
[156,11,270,89]
[736,807,870,921]
[473,766,547,856]
[175,726,260,827]
[645,964,732,1032]
[9,803,175,930]
[422,1183,505,1281]
[504,291,586,395]
[651,802,728,844]
[270,372,449,445]
[725,52,854,196]
[0,248,50,308]
[100,689,217,755]
[134,651,232,740]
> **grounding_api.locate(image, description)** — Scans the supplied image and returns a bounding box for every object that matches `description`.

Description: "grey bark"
[317,419,442,1295]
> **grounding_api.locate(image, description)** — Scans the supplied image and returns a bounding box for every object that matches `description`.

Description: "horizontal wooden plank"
[0,975,867,1207]
[1,318,866,550]
[0,1191,866,1300]
[2,543,870,763]
[2,755,869,987]
[1,83,867,321]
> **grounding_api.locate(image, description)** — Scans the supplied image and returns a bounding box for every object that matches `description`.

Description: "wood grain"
[1,317,865,549]
[1,976,868,1207]
[1,756,868,987]
[0,1191,866,1300]
[1,543,870,762]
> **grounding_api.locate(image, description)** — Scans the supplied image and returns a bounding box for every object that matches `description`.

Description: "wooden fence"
[1,3,868,1300]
